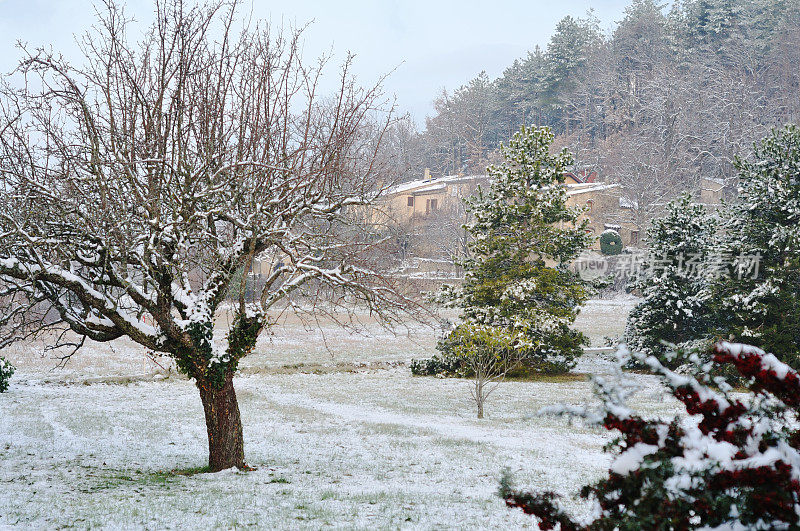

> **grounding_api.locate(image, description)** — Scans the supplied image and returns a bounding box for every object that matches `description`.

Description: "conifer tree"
[713,125,800,368]
[440,126,592,375]
[625,193,717,367]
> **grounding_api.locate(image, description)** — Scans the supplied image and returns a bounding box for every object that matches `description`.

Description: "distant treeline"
[394,0,800,229]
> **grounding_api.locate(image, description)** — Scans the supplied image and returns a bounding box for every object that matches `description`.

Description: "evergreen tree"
[713,125,800,368]
[492,49,548,143]
[542,14,604,134]
[625,193,717,367]
[440,126,592,374]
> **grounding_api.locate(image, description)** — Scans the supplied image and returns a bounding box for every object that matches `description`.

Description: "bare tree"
[0,0,415,471]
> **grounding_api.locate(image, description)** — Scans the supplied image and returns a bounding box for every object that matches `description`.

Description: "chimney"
[423,167,431,181]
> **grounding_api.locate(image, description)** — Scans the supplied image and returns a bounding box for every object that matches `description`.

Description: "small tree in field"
[625,193,717,368]
[438,324,519,418]
[0,1,412,471]
[501,342,800,529]
[439,125,592,380]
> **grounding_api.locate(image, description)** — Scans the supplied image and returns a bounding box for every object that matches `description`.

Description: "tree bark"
[476,376,485,419]
[197,374,246,471]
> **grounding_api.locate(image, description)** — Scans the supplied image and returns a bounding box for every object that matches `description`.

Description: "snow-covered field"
[0,296,681,529]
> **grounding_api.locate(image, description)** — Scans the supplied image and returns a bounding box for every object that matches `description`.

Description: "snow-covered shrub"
[599,229,623,256]
[501,342,800,530]
[625,193,717,368]
[0,356,14,393]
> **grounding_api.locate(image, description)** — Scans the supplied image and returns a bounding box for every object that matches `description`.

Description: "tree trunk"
[197,374,246,471]
[476,377,485,419]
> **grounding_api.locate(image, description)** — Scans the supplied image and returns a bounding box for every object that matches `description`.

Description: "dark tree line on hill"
[400,0,800,227]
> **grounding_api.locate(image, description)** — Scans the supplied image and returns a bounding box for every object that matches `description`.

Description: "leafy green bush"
[0,356,15,393]
[438,324,520,418]
[599,229,623,255]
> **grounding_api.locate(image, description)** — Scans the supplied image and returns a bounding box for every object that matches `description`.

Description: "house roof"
[566,183,619,196]
[410,184,447,195]
[385,174,617,198]
[565,169,599,184]
[386,174,489,195]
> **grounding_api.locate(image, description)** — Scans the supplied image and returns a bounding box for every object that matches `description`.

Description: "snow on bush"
[500,342,800,530]
[0,356,14,392]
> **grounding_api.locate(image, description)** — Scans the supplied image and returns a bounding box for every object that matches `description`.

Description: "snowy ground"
[0,295,682,529]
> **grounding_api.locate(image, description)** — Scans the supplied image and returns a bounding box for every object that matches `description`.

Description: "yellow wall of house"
[566,189,639,249]
[376,178,641,256]
[379,180,485,225]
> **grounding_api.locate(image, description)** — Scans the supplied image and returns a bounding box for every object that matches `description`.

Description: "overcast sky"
[0,0,631,125]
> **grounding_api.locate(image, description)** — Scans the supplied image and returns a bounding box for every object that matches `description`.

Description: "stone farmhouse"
[249,170,725,284]
[371,169,642,282]
[377,170,639,248]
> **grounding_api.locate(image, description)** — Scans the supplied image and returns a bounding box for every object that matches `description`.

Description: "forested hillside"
[400,0,800,227]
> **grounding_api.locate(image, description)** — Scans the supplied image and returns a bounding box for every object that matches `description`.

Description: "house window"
[586,199,594,213]
[630,230,640,246]
[426,198,438,213]
[407,196,414,207]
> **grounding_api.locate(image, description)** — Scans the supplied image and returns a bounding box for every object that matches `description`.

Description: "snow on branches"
[0,1,413,377]
[501,342,800,530]
[0,0,419,470]
[624,193,718,368]
[714,125,800,368]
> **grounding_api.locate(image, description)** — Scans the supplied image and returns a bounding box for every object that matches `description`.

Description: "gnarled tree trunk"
[197,374,245,471]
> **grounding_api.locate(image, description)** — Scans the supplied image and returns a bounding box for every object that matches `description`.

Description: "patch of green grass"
[145,465,211,480]
[80,473,137,492]
[82,465,213,493]
[268,477,290,484]
[504,372,589,383]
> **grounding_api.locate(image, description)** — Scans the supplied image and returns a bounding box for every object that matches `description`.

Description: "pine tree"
[541,14,604,133]
[440,126,592,375]
[713,125,800,368]
[624,193,717,367]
